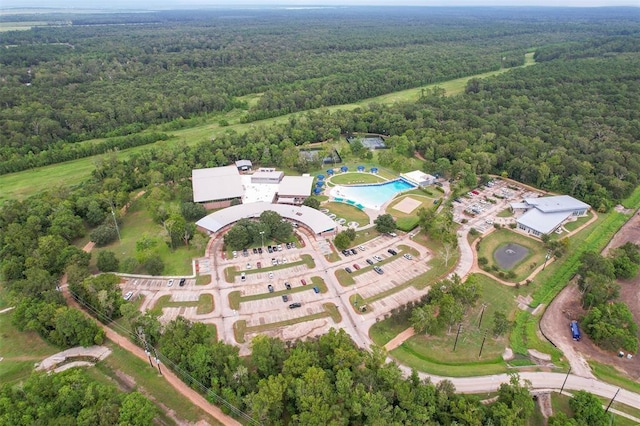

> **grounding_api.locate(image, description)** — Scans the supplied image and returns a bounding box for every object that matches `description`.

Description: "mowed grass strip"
[1,57,538,203]
[152,293,214,315]
[233,302,340,343]
[324,202,370,227]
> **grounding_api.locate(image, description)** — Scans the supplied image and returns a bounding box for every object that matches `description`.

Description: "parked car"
[358,245,365,251]
[285,282,292,290]
[124,291,134,301]
[388,232,397,237]
[374,266,384,275]
[454,198,462,203]
[313,286,320,294]
[242,249,248,257]
[403,254,413,260]
[282,295,289,302]
[342,249,350,256]
[373,255,383,262]
[167,279,174,287]
[268,272,274,279]
[345,267,353,273]
[268,246,273,253]
[240,273,246,282]
[350,248,358,255]
[257,247,263,254]
[387,249,398,255]
[301,278,307,286]
[246,263,252,270]
[267,284,274,293]
[232,251,238,258]
[366,259,374,265]
[353,264,360,270]
[252,248,258,254]
[179,278,186,286]
[272,258,277,265]
[257,261,262,268]
[277,244,283,251]
[471,190,480,195]
[289,303,302,309]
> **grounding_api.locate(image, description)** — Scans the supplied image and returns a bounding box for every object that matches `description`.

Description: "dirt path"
[61,237,243,426]
[384,327,416,351]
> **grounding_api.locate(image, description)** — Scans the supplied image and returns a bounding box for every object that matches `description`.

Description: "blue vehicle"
[570,320,581,341]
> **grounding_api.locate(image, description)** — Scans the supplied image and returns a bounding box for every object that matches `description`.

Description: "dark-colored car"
[345,267,353,273]
[252,248,258,254]
[366,258,374,265]
[289,302,302,309]
[242,249,249,257]
[350,249,358,255]
[313,286,320,294]
[257,261,262,269]
[258,247,263,254]
[282,295,289,302]
[454,197,462,203]
[268,246,273,253]
[268,284,274,293]
[179,278,186,287]
[285,282,292,290]
[388,249,398,255]
[353,264,360,270]
[342,249,350,256]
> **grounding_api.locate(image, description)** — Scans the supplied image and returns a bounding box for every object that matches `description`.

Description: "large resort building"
[192,164,331,235]
[511,195,590,237]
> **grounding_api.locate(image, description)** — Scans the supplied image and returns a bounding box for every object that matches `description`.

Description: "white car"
[241,273,246,282]
[167,279,174,287]
[268,272,274,279]
[124,291,134,301]
[246,263,252,270]
[403,254,413,260]
[358,245,365,251]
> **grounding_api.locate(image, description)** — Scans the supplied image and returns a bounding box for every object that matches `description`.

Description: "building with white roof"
[192,166,244,208]
[196,202,335,235]
[235,159,253,172]
[512,195,590,237]
[401,170,436,187]
[277,175,314,205]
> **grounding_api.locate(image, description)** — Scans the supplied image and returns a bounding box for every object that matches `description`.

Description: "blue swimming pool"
[331,178,416,210]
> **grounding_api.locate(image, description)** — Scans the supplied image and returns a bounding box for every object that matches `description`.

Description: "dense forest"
[1,7,639,171]
[1,7,640,425]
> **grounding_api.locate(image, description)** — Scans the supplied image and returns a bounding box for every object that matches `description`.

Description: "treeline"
[577,244,640,353]
[0,368,157,425]
[2,8,638,166]
[0,132,169,175]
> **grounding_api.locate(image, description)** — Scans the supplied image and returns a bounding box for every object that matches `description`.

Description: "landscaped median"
[224,254,315,283]
[152,293,214,315]
[228,276,327,310]
[233,302,341,343]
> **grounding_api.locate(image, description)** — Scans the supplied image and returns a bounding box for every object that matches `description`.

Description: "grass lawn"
[233,302,341,343]
[387,274,519,375]
[196,275,212,285]
[0,311,58,384]
[369,310,413,346]
[329,172,387,185]
[324,202,370,227]
[387,194,436,231]
[350,228,382,247]
[92,200,203,276]
[476,228,546,282]
[96,342,223,425]
[589,361,640,394]
[562,211,593,232]
[152,293,214,315]
[497,208,513,218]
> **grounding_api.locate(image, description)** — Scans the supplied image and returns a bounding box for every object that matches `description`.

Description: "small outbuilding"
[235,159,253,172]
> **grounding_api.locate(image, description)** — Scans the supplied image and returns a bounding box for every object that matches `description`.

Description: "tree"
[224,223,251,250]
[374,214,397,233]
[251,335,287,379]
[410,303,440,335]
[583,303,638,352]
[492,310,511,337]
[334,232,352,251]
[180,202,207,221]
[568,390,608,426]
[118,392,157,425]
[144,255,164,276]
[491,373,534,424]
[302,196,321,210]
[96,250,119,272]
[90,224,119,246]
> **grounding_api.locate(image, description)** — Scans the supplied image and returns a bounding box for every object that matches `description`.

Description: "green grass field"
[329,172,387,185]
[476,228,546,282]
[387,194,436,231]
[324,202,370,227]
[0,57,537,203]
[91,200,203,276]
[385,274,520,375]
[152,293,215,315]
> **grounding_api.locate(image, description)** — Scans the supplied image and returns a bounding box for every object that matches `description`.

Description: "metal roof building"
[196,202,336,235]
[192,166,244,203]
[515,195,590,236]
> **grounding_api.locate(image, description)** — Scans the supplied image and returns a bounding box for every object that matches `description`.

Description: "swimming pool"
[330,178,416,210]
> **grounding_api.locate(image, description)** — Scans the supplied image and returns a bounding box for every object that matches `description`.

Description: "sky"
[2,0,639,9]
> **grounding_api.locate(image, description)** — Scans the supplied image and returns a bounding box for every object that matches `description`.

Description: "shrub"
[509,223,517,229]
[90,225,119,246]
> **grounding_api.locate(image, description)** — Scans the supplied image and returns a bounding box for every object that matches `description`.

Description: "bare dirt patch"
[392,197,422,214]
[541,209,640,380]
